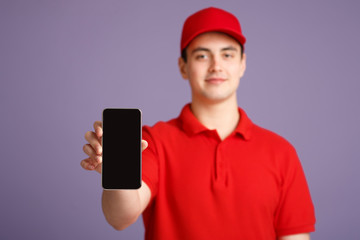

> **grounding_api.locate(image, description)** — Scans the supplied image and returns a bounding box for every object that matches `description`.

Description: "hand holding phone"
[102,108,142,189]
[81,121,103,174]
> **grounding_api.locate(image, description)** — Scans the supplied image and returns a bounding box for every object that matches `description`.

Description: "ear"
[239,53,247,78]
[178,57,189,80]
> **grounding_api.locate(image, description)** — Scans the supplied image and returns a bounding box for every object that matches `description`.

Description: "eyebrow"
[191,47,211,54]
[191,46,238,55]
[222,46,238,52]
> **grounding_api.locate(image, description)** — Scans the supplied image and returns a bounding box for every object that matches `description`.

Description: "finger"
[84,131,102,155]
[141,140,148,152]
[94,121,103,138]
[83,144,102,163]
[80,158,96,171]
[80,158,102,174]
[94,163,102,174]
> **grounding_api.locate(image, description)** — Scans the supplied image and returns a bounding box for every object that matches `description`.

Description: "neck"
[190,97,240,140]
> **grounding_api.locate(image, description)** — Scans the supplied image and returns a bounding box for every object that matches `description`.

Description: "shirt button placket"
[214,142,227,187]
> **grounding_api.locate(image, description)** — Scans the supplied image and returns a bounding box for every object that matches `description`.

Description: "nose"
[209,55,222,72]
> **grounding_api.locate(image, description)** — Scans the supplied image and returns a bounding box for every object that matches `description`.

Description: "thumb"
[141,140,148,152]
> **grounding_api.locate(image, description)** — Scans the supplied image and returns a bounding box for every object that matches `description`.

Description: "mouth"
[205,77,226,84]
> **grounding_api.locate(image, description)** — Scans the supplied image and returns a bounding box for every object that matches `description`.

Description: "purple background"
[1,0,359,239]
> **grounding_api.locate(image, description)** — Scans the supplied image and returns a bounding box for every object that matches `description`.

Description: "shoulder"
[249,124,305,182]
[142,117,183,139]
[143,117,180,131]
[250,123,297,154]
[252,123,291,144]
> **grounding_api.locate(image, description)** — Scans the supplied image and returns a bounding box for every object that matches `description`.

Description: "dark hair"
[181,43,244,63]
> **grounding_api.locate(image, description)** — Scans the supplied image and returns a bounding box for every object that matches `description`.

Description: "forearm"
[101,181,151,230]
[102,189,142,230]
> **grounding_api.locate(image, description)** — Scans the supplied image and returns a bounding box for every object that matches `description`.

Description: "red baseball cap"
[180,7,246,53]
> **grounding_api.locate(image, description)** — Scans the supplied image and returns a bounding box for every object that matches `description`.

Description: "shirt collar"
[179,103,253,140]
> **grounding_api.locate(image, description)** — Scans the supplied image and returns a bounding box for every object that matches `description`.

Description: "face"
[179,32,246,104]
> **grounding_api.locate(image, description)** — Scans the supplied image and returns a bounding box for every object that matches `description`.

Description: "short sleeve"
[274,145,316,236]
[142,126,159,204]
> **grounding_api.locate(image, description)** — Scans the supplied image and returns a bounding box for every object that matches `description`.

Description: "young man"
[81,7,316,240]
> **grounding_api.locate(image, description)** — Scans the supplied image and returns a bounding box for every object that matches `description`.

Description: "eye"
[195,54,208,60]
[223,52,234,59]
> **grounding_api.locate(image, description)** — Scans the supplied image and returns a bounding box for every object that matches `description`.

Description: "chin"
[202,95,233,104]
[202,91,234,101]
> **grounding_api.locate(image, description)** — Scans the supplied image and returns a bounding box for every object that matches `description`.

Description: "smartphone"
[102,108,142,189]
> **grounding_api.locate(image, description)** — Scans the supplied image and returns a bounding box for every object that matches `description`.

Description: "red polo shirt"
[141,104,315,240]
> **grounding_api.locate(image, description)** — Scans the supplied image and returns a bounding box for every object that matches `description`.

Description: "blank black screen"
[102,108,141,189]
